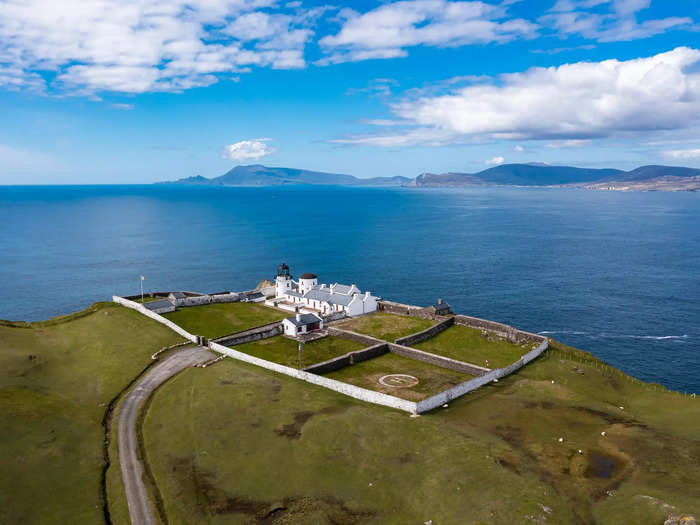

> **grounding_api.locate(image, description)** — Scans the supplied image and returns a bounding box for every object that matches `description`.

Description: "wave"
[538,331,691,342]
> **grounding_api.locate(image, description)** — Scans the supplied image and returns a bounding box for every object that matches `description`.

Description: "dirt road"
[118,346,214,525]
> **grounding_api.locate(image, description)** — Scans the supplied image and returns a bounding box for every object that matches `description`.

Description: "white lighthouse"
[298,272,318,295]
[275,262,293,297]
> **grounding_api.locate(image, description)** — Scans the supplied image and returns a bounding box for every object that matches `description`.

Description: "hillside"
[1,303,698,524]
[408,163,700,189]
[159,164,411,187]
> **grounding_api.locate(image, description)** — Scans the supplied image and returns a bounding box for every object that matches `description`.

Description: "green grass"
[141,339,700,525]
[133,296,162,303]
[414,324,532,368]
[0,302,183,525]
[162,302,286,339]
[233,336,365,369]
[334,312,436,342]
[324,352,472,401]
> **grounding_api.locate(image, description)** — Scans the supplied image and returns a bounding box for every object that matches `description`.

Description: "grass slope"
[415,324,535,368]
[0,302,183,525]
[163,302,286,339]
[233,335,365,369]
[334,312,435,342]
[143,340,700,525]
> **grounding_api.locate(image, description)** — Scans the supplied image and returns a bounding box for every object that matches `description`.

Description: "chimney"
[438,298,443,305]
[365,291,370,300]
[296,313,301,322]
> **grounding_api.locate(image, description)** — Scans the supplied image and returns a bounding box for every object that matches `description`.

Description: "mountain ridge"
[158,163,700,191]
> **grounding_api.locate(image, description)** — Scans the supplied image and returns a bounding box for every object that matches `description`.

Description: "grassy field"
[233,335,365,369]
[0,302,183,525]
[415,324,533,368]
[334,312,436,342]
[324,352,472,400]
[141,339,700,525]
[163,302,286,339]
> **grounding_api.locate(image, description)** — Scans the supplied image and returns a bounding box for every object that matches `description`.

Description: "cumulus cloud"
[223,139,275,161]
[514,145,524,151]
[485,156,505,165]
[318,0,538,64]
[339,47,700,146]
[663,148,700,160]
[0,0,314,94]
[541,0,692,42]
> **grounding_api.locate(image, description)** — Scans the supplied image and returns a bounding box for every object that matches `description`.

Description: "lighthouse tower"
[275,262,292,297]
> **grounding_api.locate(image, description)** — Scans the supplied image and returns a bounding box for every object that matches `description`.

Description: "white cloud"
[341,47,700,146]
[541,0,692,42]
[663,148,700,160]
[223,139,275,161]
[110,103,135,110]
[486,156,505,165]
[318,0,538,64]
[547,139,592,148]
[0,0,314,94]
[514,145,524,151]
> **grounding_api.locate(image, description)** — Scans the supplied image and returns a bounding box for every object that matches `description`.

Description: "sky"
[0,0,699,184]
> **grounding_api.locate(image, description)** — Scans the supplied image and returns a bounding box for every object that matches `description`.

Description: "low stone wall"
[454,315,543,345]
[388,343,490,376]
[378,300,425,317]
[395,317,455,346]
[415,338,549,413]
[210,292,239,303]
[208,341,417,414]
[214,322,283,346]
[304,343,389,375]
[112,296,199,344]
[326,327,386,347]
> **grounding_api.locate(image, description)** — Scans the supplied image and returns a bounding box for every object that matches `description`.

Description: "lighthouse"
[275,262,292,297]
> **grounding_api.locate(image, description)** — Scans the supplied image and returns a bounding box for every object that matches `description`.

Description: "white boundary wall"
[208,341,418,414]
[112,296,199,344]
[415,338,549,413]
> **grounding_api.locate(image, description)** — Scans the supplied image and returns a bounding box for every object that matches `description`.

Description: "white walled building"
[283,312,323,337]
[272,263,378,317]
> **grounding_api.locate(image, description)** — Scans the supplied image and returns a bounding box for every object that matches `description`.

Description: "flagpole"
[140,276,144,302]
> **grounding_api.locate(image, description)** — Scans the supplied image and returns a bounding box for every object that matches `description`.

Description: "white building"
[283,312,323,337]
[272,263,378,317]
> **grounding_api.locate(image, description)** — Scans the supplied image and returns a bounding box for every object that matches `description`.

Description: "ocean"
[1,184,698,392]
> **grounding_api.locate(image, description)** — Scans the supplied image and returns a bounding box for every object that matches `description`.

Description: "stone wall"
[414,338,549,413]
[303,343,389,375]
[394,317,455,346]
[326,327,386,347]
[378,300,425,317]
[214,321,283,346]
[112,296,199,344]
[388,343,490,376]
[210,292,240,303]
[208,341,418,414]
[454,314,543,345]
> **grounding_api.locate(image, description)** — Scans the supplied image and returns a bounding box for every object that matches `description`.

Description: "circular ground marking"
[379,374,419,388]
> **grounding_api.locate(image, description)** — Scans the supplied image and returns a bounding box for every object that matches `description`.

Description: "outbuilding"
[283,313,323,337]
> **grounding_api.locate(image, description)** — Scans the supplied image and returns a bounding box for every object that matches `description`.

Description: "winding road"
[118,346,214,525]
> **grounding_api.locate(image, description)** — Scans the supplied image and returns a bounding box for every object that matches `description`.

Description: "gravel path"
[118,346,214,525]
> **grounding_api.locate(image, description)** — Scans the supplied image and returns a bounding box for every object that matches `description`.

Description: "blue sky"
[0,0,699,184]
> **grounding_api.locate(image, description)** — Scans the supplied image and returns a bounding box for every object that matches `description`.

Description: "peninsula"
[1,264,698,525]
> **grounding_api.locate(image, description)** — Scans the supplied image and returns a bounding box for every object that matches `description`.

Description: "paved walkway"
[118,346,214,525]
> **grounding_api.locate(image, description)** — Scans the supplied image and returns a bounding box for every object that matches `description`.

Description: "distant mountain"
[159,164,411,187]
[159,163,700,191]
[407,164,700,190]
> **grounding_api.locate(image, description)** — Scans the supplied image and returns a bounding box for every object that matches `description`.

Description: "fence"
[394,317,455,346]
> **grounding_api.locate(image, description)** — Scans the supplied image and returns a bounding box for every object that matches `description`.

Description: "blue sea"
[1,184,698,393]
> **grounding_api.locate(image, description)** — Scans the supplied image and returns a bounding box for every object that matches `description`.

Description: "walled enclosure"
[303,343,389,375]
[394,317,454,346]
[113,295,548,414]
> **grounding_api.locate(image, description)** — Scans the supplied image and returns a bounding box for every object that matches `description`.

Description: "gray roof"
[331,283,359,295]
[170,292,186,299]
[305,287,355,306]
[285,289,303,298]
[242,291,264,299]
[144,299,174,310]
[286,313,322,327]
